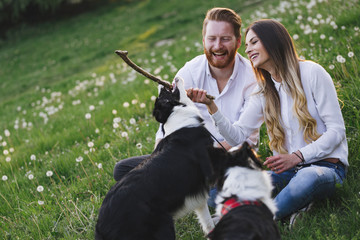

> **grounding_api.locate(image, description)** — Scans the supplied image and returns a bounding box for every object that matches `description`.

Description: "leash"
[207,130,227,152]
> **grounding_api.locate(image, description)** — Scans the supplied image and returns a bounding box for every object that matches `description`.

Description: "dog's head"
[152,77,203,136]
[209,142,263,190]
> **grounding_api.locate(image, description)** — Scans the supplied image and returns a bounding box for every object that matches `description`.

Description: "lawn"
[0,0,359,239]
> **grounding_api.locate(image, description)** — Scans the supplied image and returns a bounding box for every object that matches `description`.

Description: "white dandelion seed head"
[87,141,94,148]
[30,154,36,161]
[123,102,130,108]
[336,55,346,63]
[113,122,119,129]
[140,103,146,108]
[3,149,9,155]
[104,143,110,149]
[129,118,136,125]
[4,129,10,137]
[38,200,45,205]
[9,147,14,153]
[131,99,138,105]
[144,79,150,84]
[85,113,91,119]
[0,135,2,141]
[151,96,156,101]
[89,105,95,111]
[76,156,83,162]
[112,109,117,115]
[2,175,8,181]
[329,65,335,70]
[320,34,326,39]
[2,141,6,147]
[46,171,53,177]
[28,174,34,180]
[136,143,142,149]
[97,163,103,169]
[95,128,100,134]
[348,52,354,58]
[121,132,128,138]
[6,157,11,162]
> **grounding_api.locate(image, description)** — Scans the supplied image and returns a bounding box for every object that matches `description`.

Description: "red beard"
[204,45,237,69]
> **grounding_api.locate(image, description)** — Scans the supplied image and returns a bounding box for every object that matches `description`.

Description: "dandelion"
[293,34,299,40]
[89,105,95,111]
[144,79,150,84]
[85,113,91,119]
[99,100,104,105]
[2,141,6,147]
[30,154,36,161]
[131,99,138,105]
[2,175,8,181]
[9,147,14,153]
[97,163,103,169]
[320,34,326,40]
[329,65,335,70]
[104,143,110,149]
[38,200,45,205]
[113,117,121,123]
[28,174,34,180]
[121,132,128,138]
[348,52,354,58]
[37,186,44,192]
[0,135,2,141]
[123,102,130,108]
[151,96,156,101]
[136,143,142,149]
[4,129,10,137]
[113,122,119,129]
[336,55,346,63]
[95,128,100,134]
[88,141,94,148]
[6,157,11,162]
[76,156,83,162]
[140,103,146,108]
[46,171,53,177]
[129,118,136,125]
[3,149,9,155]
[112,109,117,115]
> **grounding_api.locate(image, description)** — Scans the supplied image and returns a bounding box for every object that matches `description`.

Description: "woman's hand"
[187,88,218,114]
[263,153,302,174]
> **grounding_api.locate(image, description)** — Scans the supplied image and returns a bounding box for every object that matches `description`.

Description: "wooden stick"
[115,50,215,100]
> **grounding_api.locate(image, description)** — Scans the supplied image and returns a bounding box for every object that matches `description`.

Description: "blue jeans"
[271,161,346,219]
[207,161,346,219]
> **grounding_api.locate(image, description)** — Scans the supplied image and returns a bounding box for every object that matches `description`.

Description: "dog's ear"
[242,142,263,169]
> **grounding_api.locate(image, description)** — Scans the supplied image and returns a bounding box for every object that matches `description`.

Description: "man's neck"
[209,60,235,93]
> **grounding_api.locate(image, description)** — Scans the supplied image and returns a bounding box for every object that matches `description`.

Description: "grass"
[0,0,359,239]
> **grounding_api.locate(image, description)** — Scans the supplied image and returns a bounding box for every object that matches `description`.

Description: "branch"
[115,50,215,100]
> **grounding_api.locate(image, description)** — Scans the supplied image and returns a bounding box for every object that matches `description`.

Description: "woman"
[188,19,348,221]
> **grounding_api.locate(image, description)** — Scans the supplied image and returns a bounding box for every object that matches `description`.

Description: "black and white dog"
[207,143,281,240]
[95,77,217,240]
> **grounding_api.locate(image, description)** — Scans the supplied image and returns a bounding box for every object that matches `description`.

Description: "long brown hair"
[245,19,320,153]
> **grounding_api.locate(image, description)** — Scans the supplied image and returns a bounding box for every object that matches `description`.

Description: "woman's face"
[245,29,272,71]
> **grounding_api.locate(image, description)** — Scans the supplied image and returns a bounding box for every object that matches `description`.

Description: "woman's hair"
[203,8,242,39]
[245,19,320,154]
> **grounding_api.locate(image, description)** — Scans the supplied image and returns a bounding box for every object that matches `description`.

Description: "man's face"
[203,20,240,69]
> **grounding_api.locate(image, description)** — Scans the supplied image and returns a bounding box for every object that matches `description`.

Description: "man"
[113,8,258,203]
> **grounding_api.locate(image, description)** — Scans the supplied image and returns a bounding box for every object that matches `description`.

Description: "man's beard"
[204,46,237,69]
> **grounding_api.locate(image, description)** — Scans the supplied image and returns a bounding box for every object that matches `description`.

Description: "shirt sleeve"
[212,89,264,146]
[299,64,347,161]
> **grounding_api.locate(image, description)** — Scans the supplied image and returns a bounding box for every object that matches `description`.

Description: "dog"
[207,143,281,240]
[95,77,217,240]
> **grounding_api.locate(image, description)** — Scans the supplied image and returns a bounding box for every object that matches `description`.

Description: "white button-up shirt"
[156,53,258,146]
[212,60,348,166]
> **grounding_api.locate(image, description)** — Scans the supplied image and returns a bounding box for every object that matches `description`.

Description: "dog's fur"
[95,77,217,240]
[207,143,281,240]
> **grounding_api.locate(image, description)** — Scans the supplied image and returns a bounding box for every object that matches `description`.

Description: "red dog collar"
[221,197,261,216]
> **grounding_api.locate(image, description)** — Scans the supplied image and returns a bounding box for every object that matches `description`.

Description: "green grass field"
[0,0,359,239]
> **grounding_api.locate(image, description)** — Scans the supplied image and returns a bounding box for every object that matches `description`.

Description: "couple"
[114,7,348,224]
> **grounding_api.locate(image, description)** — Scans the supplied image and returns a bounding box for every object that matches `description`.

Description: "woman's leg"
[274,163,345,220]
[113,154,151,181]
